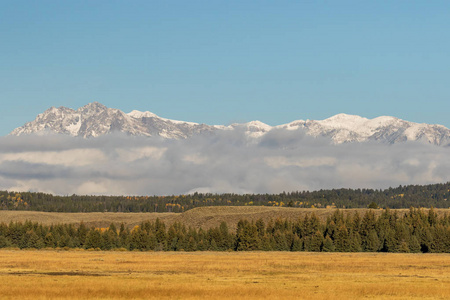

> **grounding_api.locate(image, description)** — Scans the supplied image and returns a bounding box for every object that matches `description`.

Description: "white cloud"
[0,149,106,166]
[264,156,337,168]
[183,153,208,164]
[0,132,449,195]
[115,146,167,163]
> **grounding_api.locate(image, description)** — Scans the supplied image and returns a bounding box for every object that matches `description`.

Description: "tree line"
[1,208,449,253]
[1,182,449,212]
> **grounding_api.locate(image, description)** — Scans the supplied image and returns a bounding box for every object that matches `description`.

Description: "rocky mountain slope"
[10,102,450,145]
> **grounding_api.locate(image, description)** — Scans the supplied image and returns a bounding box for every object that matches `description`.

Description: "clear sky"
[1,0,450,136]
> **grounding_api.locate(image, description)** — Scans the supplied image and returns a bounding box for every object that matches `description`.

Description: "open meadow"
[0,250,449,299]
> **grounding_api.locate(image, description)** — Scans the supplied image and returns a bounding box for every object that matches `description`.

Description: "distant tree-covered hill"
[1,182,449,213]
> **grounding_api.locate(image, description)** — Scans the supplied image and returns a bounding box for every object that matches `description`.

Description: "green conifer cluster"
[1,208,449,253]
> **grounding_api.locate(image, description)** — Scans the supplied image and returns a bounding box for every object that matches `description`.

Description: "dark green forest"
[1,182,449,212]
[1,208,449,253]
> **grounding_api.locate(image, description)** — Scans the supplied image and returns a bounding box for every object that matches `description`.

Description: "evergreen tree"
[291,235,302,251]
[260,233,274,251]
[129,227,150,251]
[305,230,323,252]
[209,238,218,251]
[102,230,118,250]
[333,224,349,252]
[430,225,447,253]
[186,236,197,251]
[428,207,438,226]
[273,230,289,251]
[44,232,55,248]
[398,241,410,253]
[218,221,233,250]
[394,223,411,252]
[235,220,261,251]
[84,229,102,249]
[360,211,377,250]
[417,227,433,253]
[409,234,421,253]
[77,222,89,248]
[154,219,167,250]
[0,236,12,248]
[255,218,265,238]
[381,229,396,252]
[348,231,362,252]
[21,230,44,249]
[363,230,380,252]
[322,235,335,252]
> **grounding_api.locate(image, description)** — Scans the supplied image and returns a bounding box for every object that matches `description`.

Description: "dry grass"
[0,250,448,299]
[1,207,449,231]
[0,210,176,229]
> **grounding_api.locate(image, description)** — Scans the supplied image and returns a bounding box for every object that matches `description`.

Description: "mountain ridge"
[10,102,450,146]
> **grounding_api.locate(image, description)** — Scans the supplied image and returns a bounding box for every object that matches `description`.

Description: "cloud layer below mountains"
[0,130,449,195]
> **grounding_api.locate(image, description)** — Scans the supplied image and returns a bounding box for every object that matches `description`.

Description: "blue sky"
[1,0,450,136]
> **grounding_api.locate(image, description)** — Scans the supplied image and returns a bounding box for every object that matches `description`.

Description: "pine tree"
[381,229,396,252]
[255,218,265,238]
[333,224,349,252]
[307,230,323,252]
[102,230,118,250]
[364,230,380,252]
[186,236,197,251]
[398,241,410,253]
[291,235,302,251]
[210,238,218,251]
[77,222,89,248]
[417,227,433,253]
[235,220,261,251]
[409,235,421,253]
[167,226,178,251]
[260,233,274,251]
[218,221,233,250]
[84,229,102,249]
[197,239,206,251]
[44,232,55,248]
[428,207,438,226]
[348,231,362,252]
[322,235,335,252]
[130,227,152,251]
[118,223,130,249]
[22,230,44,249]
[431,225,447,253]
[7,221,23,247]
[0,236,12,248]
[360,211,377,250]
[273,230,289,251]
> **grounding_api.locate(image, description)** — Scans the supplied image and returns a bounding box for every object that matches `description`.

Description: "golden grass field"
[1,207,448,230]
[0,250,449,299]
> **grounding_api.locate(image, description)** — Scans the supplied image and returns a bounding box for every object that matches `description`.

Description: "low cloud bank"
[0,130,449,195]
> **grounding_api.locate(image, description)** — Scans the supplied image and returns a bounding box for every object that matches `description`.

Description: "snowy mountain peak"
[319,113,369,130]
[324,113,367,121]
[74,102,111,121]
[77,101,107,112]
[227,120,273,138]
[42,106,74,115]
[46,106,59,113]
[128,110,159,119]
[231,120,272,130]
[247,120,272,130]
[9,103,450,146]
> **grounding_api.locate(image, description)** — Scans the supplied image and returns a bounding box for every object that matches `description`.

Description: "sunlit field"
[0,250,449,299]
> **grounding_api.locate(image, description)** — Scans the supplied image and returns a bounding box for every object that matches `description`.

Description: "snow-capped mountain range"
[10,102,450,146]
